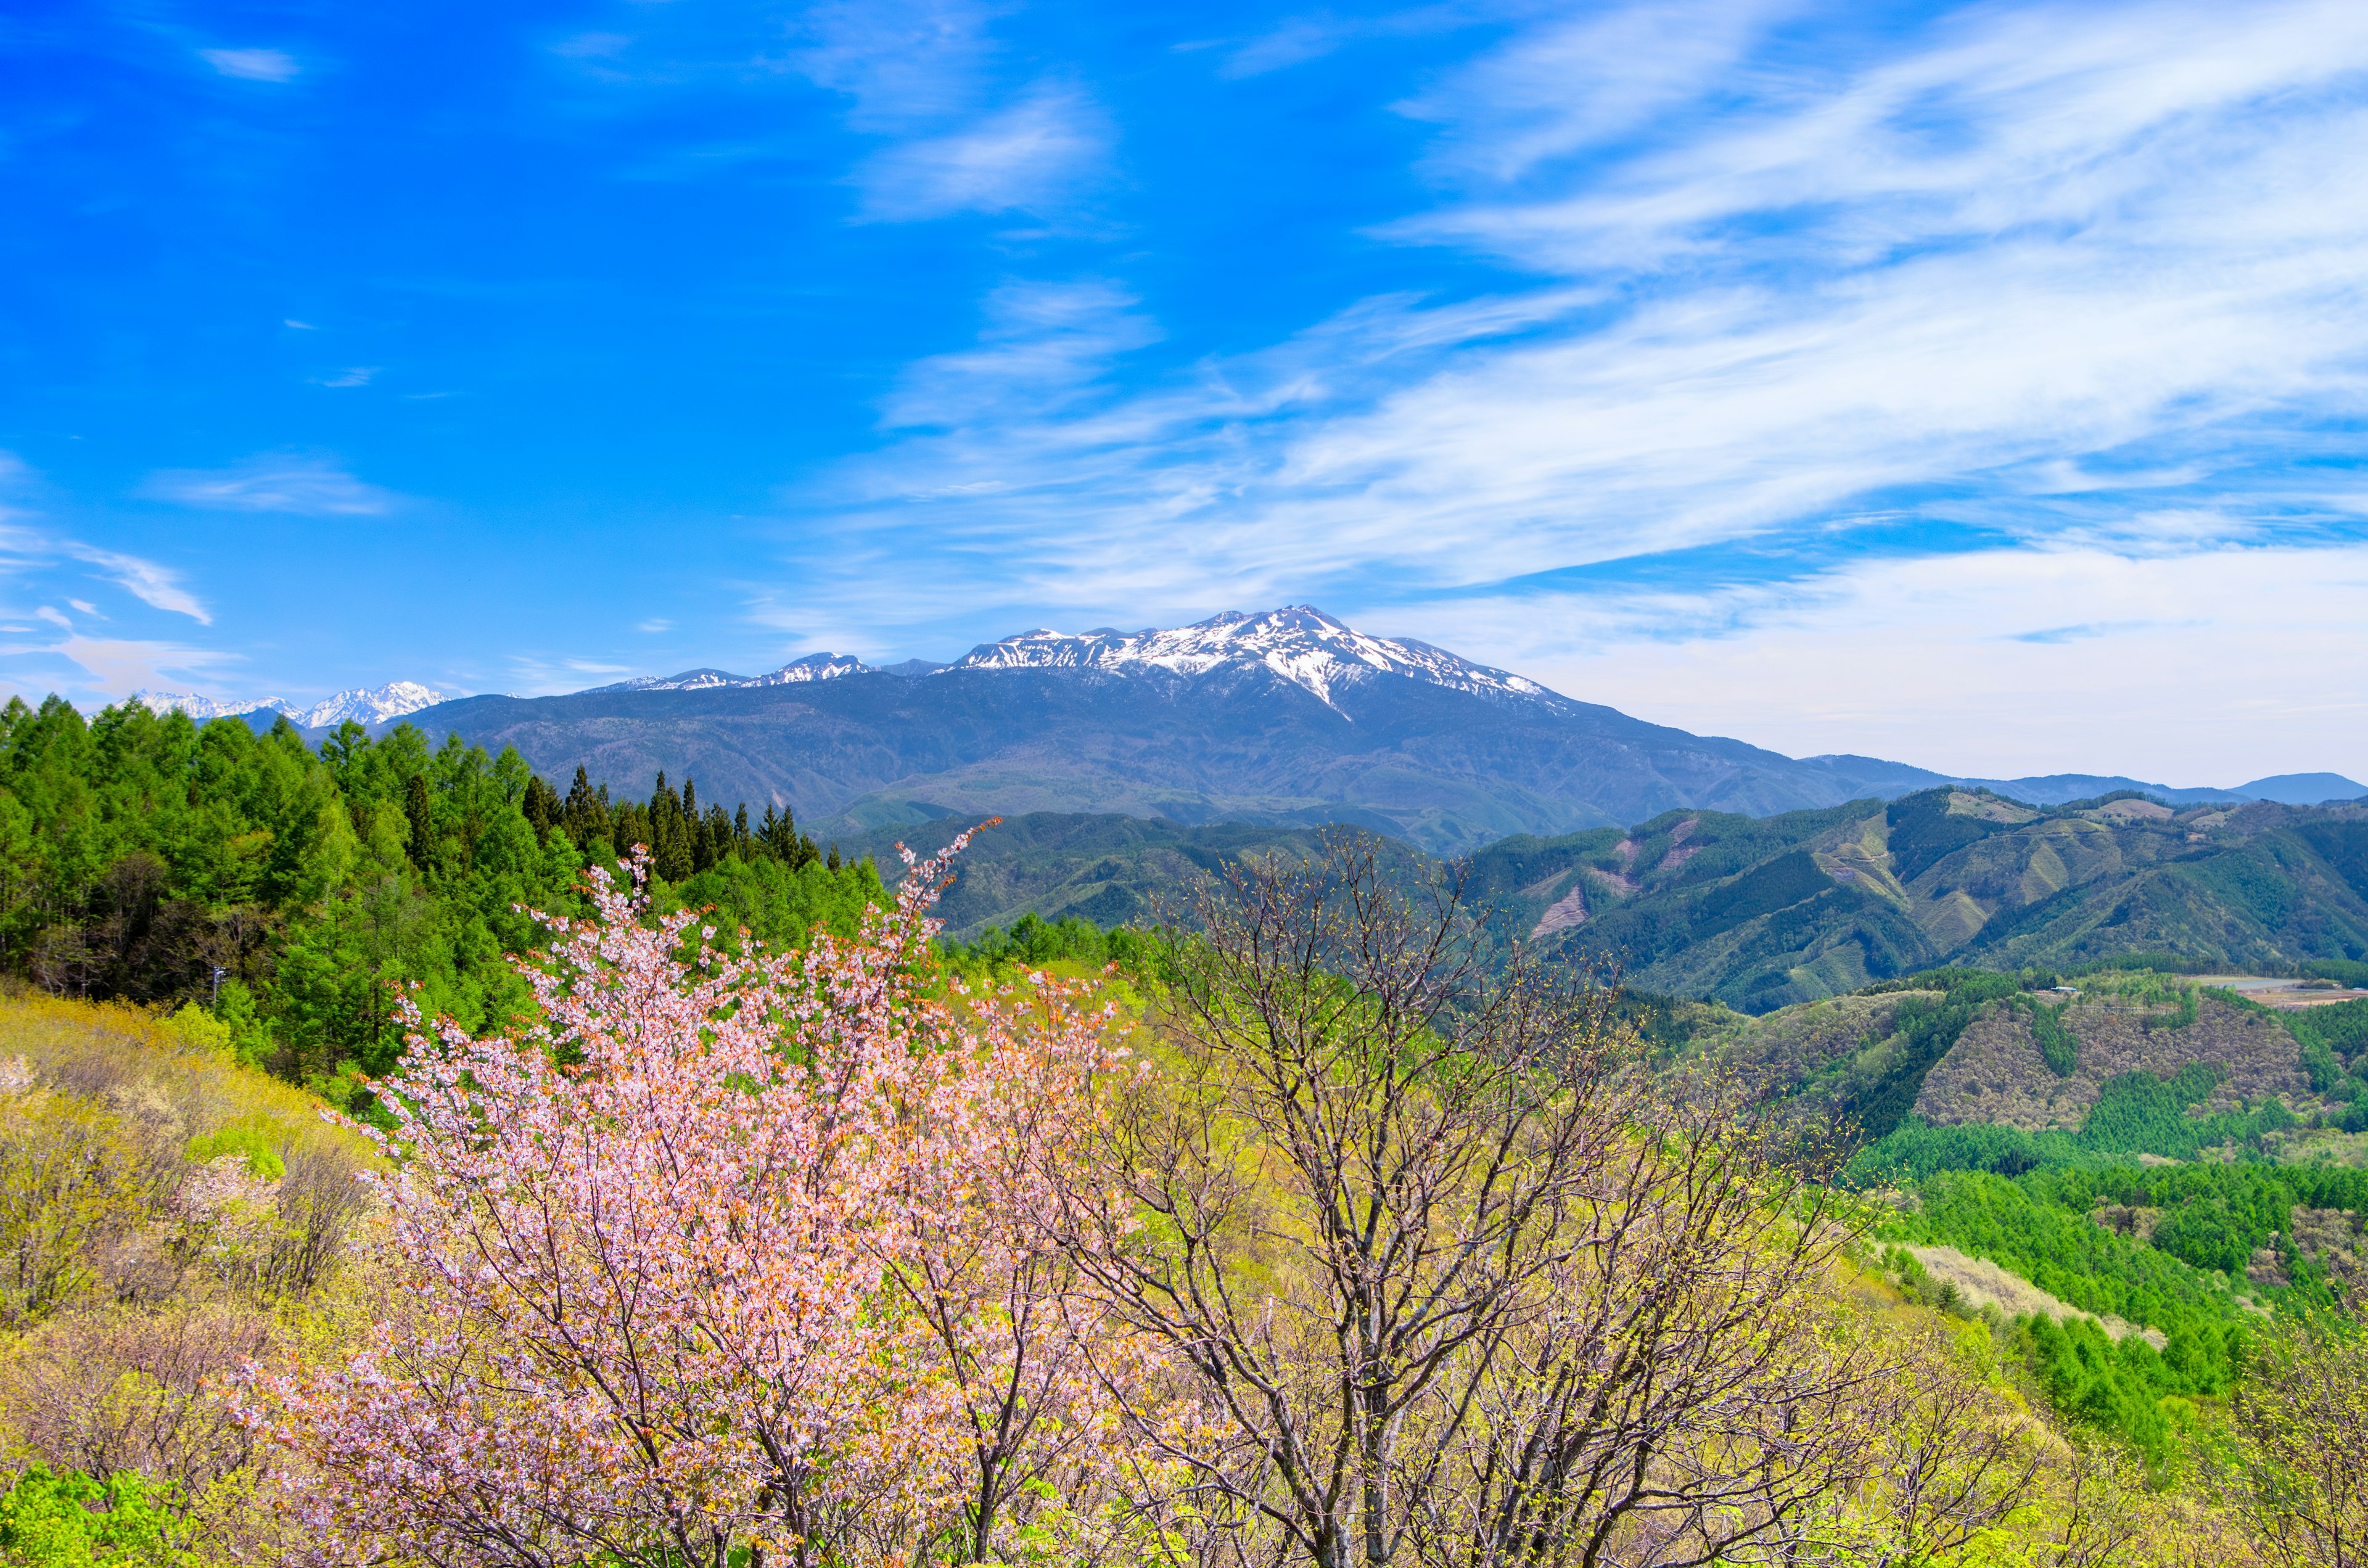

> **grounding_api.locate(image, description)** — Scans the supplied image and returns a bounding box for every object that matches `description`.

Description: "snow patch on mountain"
[944,606,1568,712]
[131,691,297,722]
[587,654,873,693]
[295,681,453,728]
[130,681,454,727]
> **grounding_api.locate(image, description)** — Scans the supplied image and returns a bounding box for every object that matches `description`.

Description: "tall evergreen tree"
[405,773,434,872]
[522,775,561,843]
[564,765,606,847]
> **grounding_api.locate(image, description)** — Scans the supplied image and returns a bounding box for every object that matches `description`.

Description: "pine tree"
[522,775,561,843]
[564,766,607,847]
[405,773,434,872]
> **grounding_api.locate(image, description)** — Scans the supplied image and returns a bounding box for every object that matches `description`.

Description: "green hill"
[1466,788,2368,1011]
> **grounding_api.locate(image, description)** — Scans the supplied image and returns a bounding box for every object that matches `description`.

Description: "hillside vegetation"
[1,848,2298,1568]
[0,696,890,1106]
[0,991,374,1562]
[1471,787,2368,1011]
[12,694,2368,1563]
[1650,953,2368,1471]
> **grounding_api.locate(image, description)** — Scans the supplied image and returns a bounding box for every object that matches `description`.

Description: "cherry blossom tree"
[240,832,1133,1568]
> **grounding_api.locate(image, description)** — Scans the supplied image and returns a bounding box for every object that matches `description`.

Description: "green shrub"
[0,1466,192,1568]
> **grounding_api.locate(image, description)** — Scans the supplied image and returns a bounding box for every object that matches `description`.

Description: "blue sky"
[4,0,2366,783]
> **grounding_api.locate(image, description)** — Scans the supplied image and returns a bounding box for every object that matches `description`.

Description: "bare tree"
[2227,1311,2368,1567]
[1048,833,1880,1568]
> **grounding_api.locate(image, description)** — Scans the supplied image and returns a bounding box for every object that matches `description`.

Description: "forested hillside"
[8,835,2327,1568]
[1470,787,2368,1011]
[1656,954,2368,1467]
[0,696,886,1106]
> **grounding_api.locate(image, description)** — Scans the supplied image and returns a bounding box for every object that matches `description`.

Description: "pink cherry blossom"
[238,831,1136,1568]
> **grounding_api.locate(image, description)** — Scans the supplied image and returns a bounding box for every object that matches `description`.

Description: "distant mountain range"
[1474,790,2368,1011]
[834,791,2368,1019]
[134,679,454,730]
[133,607,2363,852]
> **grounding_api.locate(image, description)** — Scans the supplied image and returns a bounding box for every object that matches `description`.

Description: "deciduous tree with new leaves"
[239,831,1138,1568]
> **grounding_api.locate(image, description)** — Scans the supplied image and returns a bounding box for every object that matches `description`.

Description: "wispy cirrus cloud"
[64,545,211,624]
[853,82,1111,222]
[0,460,215,626]
[787,0,1001,131]
[141,453,399,516]
[789,0,2368,666]
[199,47,298,82]
[1387,543,2368,784]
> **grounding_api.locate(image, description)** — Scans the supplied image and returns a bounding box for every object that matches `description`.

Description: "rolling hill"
[1466,789,2368,1011]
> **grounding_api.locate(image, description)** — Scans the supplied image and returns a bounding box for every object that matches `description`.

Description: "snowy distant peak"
[127,680,453,728]
[748,653,871,685]
[295,681,454,728]
[587,654,872,694]
[131,691,295,722]
[945,606,1566,711]
[591,668,749,693]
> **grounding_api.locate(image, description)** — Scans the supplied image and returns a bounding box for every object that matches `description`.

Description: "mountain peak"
[944,605,1563,710]
[131,690,295,723]
[131,680,453,728]
[586,654,873,694]
[292,681,454,727]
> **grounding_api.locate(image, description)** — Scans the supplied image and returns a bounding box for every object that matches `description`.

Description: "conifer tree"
[564,766,607,847]
[404,773,434,872]
[522,775,561,843]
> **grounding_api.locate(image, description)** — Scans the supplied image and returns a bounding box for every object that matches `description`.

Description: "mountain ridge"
[118,606,2362,849]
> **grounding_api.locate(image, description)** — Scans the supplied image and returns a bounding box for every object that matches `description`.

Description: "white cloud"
[879,279,1159,430]
[67,599,97,616]
[855,82,1111,221]
[47,636,243,699]
[1398,0,1794,184]
[64,546,212,625]
[636,618,673,633]
[316,367,379,388]
[1394,544,2368,784]
[792,0,2368,655]
[141,454,399,517]
[283,319,316,330]
[200,48,299,83]
[789,0,1000,133]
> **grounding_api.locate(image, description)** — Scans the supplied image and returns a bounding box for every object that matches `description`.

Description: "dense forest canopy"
[0,695,885,1106]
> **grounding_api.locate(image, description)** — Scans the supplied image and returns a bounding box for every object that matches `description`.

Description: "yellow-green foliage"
[0,992,373,1563]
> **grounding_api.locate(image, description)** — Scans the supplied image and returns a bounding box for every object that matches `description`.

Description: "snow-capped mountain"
[586,654,873,694]
[131,691,297,722]
[293,681,454,728]
[944,606,1568,712]
[129,681,453,728]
